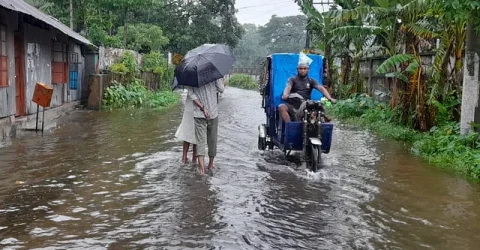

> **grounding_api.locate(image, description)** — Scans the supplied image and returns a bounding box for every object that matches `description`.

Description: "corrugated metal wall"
[24,23,85,115]
[0,9,17,119]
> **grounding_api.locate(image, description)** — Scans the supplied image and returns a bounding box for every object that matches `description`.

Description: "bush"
[149,90,179,107]
[103,35,123,48]
[412,122,480,179]
[329,94,480,179]
[110,63,128,73]
[142,52,167,72]
[122,51,137,73]
[330,93,379,118]
[109,51,138,74]
[103,78,179,109]
[331,94,419,143]
[157,66,174,91]
[140,52,174,91]
[227,74,258,90]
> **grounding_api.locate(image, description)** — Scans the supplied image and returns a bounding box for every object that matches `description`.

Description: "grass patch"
[227,74,258,90]
[330,93,480,180]
[103,78,179,110]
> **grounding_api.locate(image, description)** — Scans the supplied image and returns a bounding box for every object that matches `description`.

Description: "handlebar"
[285,95,334,106]
[305,100,326,112]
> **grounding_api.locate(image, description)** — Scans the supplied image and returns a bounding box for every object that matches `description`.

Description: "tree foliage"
[297,0,480,131]
[116,24,169,52]
[234,16,309,67]
[233,24,269,67]
[258,15,307,54]
[25,0,243,54]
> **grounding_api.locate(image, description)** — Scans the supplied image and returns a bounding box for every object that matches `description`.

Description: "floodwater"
[1,87,480,250]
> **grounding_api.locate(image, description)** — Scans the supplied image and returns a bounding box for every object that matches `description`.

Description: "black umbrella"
[174,44,235,88]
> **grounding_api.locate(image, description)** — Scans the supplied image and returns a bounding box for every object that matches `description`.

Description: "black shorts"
[283,103,298,121]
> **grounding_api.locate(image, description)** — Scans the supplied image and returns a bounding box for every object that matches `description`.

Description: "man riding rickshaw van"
[258,52,335,172]
[278,53,336,122]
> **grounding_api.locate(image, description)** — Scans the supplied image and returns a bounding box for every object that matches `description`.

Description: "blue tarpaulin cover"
[271,53,324,108]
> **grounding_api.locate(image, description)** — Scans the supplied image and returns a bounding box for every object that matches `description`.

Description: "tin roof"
[0,0,93,46]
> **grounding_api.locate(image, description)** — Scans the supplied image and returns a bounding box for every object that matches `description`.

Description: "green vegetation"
[294,0,480,179]
[103,79,179,110]
[106,52,177,109]
[331,94,480,179]
[25,0,243,54]
[142,52,167,73]
[227,74,258,90]
[156,66,174,92]
[141,52,174,91]
[234,16,308,67]
[110,51,137,74]
[297,0,480,131]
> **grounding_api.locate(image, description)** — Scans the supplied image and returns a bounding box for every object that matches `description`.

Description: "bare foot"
[182,157,188,164]
[207,164,215,170]
[199,165,205,175]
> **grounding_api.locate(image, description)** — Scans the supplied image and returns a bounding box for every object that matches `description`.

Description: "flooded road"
[1,87,480,249]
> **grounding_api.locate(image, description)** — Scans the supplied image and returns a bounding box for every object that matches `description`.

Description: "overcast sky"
[235,0,330,26]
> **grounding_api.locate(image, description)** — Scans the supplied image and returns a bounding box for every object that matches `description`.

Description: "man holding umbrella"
[173,44,235,175]
[188,79,225,174]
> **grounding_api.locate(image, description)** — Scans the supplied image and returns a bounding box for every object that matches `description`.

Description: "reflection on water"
[0,88,480,249]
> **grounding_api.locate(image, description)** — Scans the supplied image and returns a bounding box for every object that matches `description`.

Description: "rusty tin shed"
[0,0,96,122]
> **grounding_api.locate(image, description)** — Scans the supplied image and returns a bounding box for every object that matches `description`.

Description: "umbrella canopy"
[174,44,235,88]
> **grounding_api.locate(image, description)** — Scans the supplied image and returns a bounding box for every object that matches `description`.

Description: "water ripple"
[0,88,480,249]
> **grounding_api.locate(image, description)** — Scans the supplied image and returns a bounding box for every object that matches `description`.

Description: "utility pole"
[305,16,311,50]
[69,0,73,30]
[305,30,310,49]
[460,18,480,135]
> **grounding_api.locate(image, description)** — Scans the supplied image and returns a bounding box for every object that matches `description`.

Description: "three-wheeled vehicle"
[257,53,334,172]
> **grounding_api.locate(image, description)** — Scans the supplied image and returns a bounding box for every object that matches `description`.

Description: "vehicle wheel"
[258,136,266,150]
[310,145,322,172]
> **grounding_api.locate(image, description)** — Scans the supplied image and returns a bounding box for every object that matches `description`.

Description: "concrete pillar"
[460,21,480,135]
[87,74,104,110]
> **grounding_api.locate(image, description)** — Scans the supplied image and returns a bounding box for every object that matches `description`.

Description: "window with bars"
[52,41,67,84]
[0,24,8,88]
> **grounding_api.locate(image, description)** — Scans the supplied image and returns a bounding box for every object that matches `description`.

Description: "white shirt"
[187,79,225,119]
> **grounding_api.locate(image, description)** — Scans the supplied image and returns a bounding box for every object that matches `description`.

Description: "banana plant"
[324,0,426,105]
[329,24,384,93]
[399,0,470,124]
[424,1,467,104]
[327,0,429,122]
[295,0,339,94]
[299,0,370,97]
[375,47,432,130]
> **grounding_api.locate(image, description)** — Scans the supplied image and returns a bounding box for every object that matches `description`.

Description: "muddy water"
[1,87,480,249]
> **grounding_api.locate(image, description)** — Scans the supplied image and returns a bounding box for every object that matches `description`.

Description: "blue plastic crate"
[284,121,303,150]
[282,122,334,153]
[320,123,334,153]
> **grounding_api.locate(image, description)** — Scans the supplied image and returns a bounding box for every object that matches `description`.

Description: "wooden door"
[14,33,25,116]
